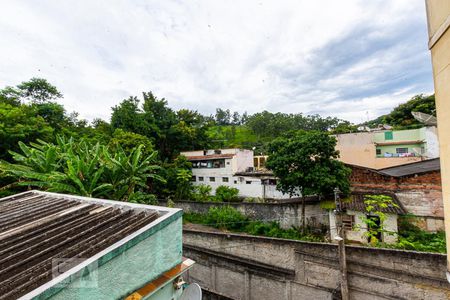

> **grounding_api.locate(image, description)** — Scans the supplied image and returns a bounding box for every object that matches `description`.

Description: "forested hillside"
[0,77,435,199]
[364,94,435,129]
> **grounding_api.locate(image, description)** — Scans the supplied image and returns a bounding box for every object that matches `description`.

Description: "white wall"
[329,211,398,244]
[425,126,440,158]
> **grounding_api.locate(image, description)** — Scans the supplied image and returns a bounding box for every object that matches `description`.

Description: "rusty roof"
[186,153,235,161]
[342,192,406,215]
[0,191,161,299]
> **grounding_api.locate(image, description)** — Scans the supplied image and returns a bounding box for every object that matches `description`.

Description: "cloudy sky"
[0,0,433,123]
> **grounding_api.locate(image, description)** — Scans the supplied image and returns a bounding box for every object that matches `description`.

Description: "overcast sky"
[0,0,433,123]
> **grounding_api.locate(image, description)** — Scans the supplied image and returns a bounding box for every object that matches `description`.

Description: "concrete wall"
[425,126,440,158]
[183,229,450,300]
[426,0,450,266]
[162,200,328,229]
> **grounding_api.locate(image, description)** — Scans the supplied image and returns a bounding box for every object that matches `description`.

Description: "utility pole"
[334,187,349,300]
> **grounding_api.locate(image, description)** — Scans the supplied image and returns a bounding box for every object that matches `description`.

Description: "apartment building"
[335,126,439,169]
[180,149,290,199]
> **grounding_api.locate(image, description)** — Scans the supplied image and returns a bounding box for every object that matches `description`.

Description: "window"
[260,157,266,167]
[198,176,204,182]
[234,180,237,184]
[342,215,354,230]
[214,149,222,154]
[191,176,196,182]
[384,131,393,140]
[209,177,215,182]
[222,177,229,182]
[253,157,258,167]
[396,147,408,154]
[245,181,251,184]
[376,149,381,155]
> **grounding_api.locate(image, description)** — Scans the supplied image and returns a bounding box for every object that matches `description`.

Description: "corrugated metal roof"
[342,193,406,214]
[377,158,441,177]
[0,191,160,299]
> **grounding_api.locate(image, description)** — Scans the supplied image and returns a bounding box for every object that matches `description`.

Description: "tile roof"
[377,158,441,177]
[342,192,406,215]
[0,191,161,299]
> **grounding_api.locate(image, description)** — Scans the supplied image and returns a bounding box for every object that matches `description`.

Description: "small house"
[329,193,406,244]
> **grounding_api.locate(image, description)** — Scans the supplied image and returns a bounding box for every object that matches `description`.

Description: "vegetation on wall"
[184,206,325,242]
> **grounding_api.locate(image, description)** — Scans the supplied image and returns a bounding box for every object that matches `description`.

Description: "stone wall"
[183,229,450,300]
[160,200,327,229]
[349,165,444,231]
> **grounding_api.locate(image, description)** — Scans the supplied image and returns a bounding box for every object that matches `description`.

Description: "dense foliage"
[365,94,435,129]
[0,137,164,200]
[267,130,351,198]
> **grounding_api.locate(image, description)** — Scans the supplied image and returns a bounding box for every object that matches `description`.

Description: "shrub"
[192,184,212,202]
[214,185,239,202]
[129,192,158,205]
[205,206,248,230]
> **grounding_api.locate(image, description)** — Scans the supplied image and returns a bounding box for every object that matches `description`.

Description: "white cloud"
[0,0,433,123]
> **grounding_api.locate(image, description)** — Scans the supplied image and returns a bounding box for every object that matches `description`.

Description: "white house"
[180,148,290,199]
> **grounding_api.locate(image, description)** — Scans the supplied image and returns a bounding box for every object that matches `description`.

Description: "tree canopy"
[266,130,351,198]
[365,94,435,129]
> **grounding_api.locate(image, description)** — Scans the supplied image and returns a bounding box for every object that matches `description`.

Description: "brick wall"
[349,165,444,230]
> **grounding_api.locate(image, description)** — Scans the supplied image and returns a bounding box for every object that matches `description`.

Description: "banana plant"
[102,144,165,201]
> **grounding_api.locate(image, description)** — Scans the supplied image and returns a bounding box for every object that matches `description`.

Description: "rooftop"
[184,153,235,161]
[0,191,169,299]
[377,158,440,177]
[343,192,407,214]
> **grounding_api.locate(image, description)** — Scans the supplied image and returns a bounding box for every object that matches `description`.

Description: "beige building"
[425,0,450,273]
[335,127,439,169]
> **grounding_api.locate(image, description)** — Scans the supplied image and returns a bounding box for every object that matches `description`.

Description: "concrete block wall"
[183,229,450,300]
[160,200,328,229]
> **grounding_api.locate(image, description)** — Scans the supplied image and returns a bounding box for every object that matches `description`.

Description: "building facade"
[348,159,444,232]
[335,126,439,169]
[180,149,290,199]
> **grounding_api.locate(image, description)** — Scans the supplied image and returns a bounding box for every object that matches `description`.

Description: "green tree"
[108,129,154,156]
[365,94,436,129]
[16,78,63,103]
[0,103,54,160]
[267,131,351,228]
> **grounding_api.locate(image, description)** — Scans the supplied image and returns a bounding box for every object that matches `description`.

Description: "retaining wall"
[183,229,450,300]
